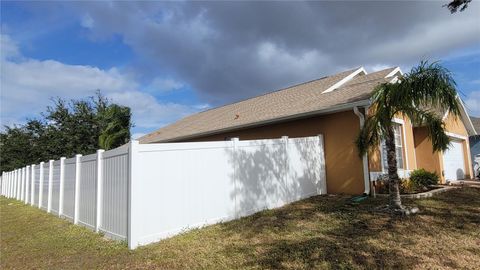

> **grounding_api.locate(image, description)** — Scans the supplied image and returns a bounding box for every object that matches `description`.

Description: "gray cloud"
[47,1,480,105]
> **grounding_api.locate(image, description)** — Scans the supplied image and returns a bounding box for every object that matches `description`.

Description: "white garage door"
[442,141,465,180]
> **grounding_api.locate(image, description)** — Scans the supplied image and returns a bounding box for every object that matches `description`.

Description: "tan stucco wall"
[444,113,469,136]
[413,112,473,181]
[182,110,365,194]
[413,127,443,178]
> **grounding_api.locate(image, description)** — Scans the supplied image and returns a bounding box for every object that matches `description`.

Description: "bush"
[377,177,419,194]
[409,169,439,188]
[376,169,439,194]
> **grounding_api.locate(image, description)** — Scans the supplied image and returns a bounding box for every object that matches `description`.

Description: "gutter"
[353,106,371,195]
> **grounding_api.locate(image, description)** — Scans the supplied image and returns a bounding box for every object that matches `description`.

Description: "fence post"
[318,134,327,194]
[59,157,66,217]
[22,167,26,202]
[7,172,10,198]
[25,166,30,204]
[16,169,19,200]
[74,154,82,225]
[39,162,44,209]
[31,165,36,206]
[231,138,239,219]
[95,149,105,232]
[9,171,12,198]
[1,172,6,196]
[47,160,54,213]
[19,169,23,200]
[7,172,10,197]
[18,169,22,201]
[11,171,14,198]
[282,136,289,201]
[128,140,141,249]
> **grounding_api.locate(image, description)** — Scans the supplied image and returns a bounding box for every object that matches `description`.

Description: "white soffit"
[322,67,367,93]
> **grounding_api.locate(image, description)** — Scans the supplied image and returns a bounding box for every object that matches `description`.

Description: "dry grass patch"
[1,187,479,269]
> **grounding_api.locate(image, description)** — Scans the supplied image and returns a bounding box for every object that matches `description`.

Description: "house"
[140,67,477,194]
[469,117,480,178]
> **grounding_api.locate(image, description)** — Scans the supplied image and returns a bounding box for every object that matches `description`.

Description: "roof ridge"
[337,67,396,89]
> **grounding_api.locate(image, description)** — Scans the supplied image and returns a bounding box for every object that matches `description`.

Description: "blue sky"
[1,1,479,138]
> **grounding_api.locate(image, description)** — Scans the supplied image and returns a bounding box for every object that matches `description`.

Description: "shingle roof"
[471,117,480,134]
[139,67,397,143]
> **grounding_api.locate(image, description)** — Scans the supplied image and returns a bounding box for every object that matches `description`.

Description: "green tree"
[356,61,460,211]
[0,92,132,173]
[98,104,131,150]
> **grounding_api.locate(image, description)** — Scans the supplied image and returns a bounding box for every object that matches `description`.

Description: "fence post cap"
[97,149,105,153]
[60,157,66,160]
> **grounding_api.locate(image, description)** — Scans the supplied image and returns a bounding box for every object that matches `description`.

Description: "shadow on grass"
[219,187,480,269]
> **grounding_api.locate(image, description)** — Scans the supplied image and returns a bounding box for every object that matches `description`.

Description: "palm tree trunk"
[385,126,403,209]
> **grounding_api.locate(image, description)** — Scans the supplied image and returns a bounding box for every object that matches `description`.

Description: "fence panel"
[129,135,327,248]
[62,157,76,221]
[50,160,61,214]
[78,153,97,229]
[41,164,49,210]
[34,165,41,207]
[100,144,129,240]
[286,136,327,202]
[130,140,236,247]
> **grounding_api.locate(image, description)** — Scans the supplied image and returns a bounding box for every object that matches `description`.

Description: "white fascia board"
[322,67,367,93]
[389,76,399,84]
[457,96,477,136]
[445,132,468,140]
[385,67,403,78]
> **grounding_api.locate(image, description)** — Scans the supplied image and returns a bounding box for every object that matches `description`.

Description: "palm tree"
[356,61,461,211]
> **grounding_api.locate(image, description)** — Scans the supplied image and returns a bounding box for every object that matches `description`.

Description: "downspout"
[353,106,371,195]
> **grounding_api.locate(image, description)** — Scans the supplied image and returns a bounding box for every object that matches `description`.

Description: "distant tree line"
[0,91,132,173]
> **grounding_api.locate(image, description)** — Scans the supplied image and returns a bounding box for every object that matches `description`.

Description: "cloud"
[0,34,21,60]
[146,78,185,92]
[106,91,201,129]
[0,34,206,131]
[465,91,480,117]
[70,1,480,105]
[81,14,94,29]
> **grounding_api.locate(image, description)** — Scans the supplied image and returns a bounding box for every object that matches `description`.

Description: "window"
[381,124,404,170]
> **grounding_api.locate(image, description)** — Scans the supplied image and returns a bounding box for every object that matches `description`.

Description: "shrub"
[376,176,418,194]
[376,173,433,194]
[409,169,439,188]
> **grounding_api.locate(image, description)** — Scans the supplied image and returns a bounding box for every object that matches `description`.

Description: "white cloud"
[146,77,185,92]
[0,34,21,60]
[81,14,94,29]
[0,34,205,132]
[465,91,480,117]
[132,132,146,139]
[107,91,204,129]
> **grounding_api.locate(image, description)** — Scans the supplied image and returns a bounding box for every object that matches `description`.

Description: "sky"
[1,1,479,139]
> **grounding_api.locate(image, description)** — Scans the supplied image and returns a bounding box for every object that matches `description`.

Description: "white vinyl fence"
[1,135,326,249]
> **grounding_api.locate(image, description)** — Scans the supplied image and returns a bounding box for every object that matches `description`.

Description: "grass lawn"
[1,187,479,269]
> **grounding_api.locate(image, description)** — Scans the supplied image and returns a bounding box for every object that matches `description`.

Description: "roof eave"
[143,99,371,143]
